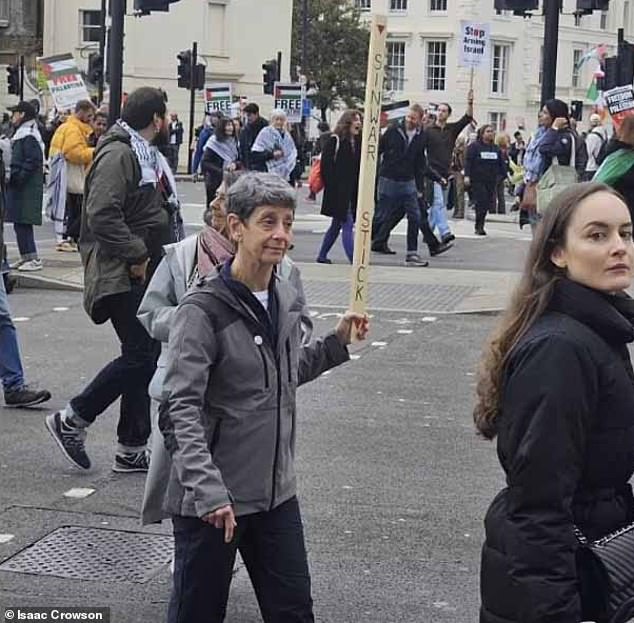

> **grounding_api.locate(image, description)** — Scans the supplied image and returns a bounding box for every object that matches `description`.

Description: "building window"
[426,41,447,91]
[390,0,408,11]
[600,10,608,29]
[430,0,447,11]
[574,13,582,27]
[538,45,544,84]
[572,48,583,88]
[491,44,510,96]
[489,112,507,132]
[0,0,8,25]
[355,0,371,10]
[80,10,101,44]
[386,41,406,91]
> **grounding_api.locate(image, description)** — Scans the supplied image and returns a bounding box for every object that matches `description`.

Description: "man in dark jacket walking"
[46,87,171,473]
[426,92,474,243]
[371,107,447,265]
[239,103,268,170]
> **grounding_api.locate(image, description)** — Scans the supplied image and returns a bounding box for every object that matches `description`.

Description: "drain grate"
[304,281,477,313]
[0,526,173,583]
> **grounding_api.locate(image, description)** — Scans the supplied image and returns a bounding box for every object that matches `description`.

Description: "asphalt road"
[0,286,503,622]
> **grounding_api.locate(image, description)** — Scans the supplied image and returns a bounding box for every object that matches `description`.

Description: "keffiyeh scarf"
[116,119,160,187]
[251,126,297,181]
[204,135,239,168]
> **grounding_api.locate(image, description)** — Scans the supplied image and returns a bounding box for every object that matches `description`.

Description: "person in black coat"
[202,118,240,208]
[239,103,268,171]
[474,181,634,623]
[465,125,507,235]
[316,110,361,264]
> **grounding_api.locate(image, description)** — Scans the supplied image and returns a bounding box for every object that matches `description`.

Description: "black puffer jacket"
[480,279,634,623]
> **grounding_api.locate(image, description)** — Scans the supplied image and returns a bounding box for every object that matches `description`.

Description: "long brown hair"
[474,182,625,439]
[334,109,362,140]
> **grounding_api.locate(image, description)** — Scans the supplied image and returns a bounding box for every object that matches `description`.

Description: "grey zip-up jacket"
[159,272,349,519]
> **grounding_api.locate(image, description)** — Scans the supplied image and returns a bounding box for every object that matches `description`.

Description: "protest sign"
[204,83,232,114]
[349,14,387,316]
[274,83,304,123]
[459,21,491,68]
[38,54,90,111]
[604,85,634,131]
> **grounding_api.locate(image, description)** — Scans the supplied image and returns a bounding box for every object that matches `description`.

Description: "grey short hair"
[270,109,287,123]
[226,172,296,220]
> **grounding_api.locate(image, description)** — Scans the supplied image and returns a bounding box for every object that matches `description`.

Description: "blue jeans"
[0,275,24,392]
[168,496,314,623]
[13,223,38,260]
[317,213,354,263]
[375,177,420,253]
[429,182,451,238]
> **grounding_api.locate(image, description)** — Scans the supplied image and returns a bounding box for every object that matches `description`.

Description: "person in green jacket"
[6,101,44,272]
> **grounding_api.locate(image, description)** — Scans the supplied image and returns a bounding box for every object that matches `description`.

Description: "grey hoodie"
[159,272,349,519]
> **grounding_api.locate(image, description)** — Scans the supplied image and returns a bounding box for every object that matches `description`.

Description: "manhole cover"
[0,526,173,583]
[304,281,477,313]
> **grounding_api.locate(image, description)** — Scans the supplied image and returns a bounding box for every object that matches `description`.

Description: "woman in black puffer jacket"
[475,182,634,623]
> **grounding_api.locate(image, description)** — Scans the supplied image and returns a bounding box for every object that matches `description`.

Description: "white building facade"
[357,0,633,133]
[42,0,292,126]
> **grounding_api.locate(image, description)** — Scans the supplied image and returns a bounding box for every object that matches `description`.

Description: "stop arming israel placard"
[204,83,232,114]
[459,21,491,68]
[274,83,304,123]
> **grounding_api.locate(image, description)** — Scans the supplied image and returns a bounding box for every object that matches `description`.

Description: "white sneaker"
[9,258,26,270]
[17,259,43,272]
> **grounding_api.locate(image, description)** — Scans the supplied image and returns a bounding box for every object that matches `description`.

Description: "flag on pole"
[576,44,608,71]
[586,79,599,103]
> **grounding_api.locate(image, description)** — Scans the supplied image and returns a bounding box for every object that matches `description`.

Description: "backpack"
[590,130,609,166]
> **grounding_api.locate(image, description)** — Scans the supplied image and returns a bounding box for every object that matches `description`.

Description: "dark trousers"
[373,178,421,253]
[70,284,159,447]
[373,197,439,252]
[168,144,180,173]
[13,223,37,260]
[168,497,314,623]
[473,183,496,232]
[64,193,82,242]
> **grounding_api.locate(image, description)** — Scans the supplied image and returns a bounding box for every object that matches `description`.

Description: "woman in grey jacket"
[137,171,312,526]
[160,172,368,623]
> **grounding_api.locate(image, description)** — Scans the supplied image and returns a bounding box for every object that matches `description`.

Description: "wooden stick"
[469,66,475,92]
[349,14,388,315]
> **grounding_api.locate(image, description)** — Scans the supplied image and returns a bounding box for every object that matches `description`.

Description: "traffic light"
[575,0,610,14]
[600,56,618,91]
[494,0,538,14]
[262,59,277,95]
[87,52,104,85]
[134,0,181,15]
[194,64,205,90]
[6,65,19,95]
[617,40,634,87]
[177,50,191,89]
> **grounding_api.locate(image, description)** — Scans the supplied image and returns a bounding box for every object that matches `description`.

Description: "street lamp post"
[540,0,560,106]
[108,0,125,126]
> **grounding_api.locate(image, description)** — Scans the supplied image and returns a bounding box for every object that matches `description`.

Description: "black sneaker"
[429,241,453,257]
[441,233,456,244]
[404,254,429,267]
[113,451,149,473]
[45,411,91,470]
[4,385,51,408]
[371,243,397,255]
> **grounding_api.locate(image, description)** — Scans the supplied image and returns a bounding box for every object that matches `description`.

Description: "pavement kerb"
[15,273,84,292]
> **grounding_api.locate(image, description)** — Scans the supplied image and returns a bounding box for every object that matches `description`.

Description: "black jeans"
[168,497,314,623]
[70,284,159,447]
[64,193,83,242]
[373,196,440,252]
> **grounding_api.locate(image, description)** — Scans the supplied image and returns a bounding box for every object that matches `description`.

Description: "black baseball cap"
[7,101,37,119]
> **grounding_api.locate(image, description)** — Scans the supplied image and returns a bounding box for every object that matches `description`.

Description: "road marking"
[63,487,95,498]
[0,534,15,544]
[350,354,361,360]
[53,307,69,312]
[421,316,437,322]
[397,329,413,334]
[12,317,30,322]
[371,341,387,347]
